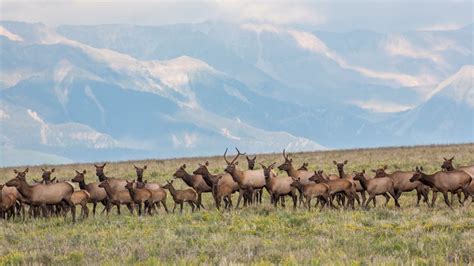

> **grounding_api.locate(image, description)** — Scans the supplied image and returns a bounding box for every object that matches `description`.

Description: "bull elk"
[224,148,266,207]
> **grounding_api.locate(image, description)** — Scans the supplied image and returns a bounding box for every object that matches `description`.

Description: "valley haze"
[0,19,472,167]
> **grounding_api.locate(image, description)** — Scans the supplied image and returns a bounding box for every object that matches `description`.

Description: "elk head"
[309,171,324,183]
[193,161,210,176]
[94,163,107,181]
[441,156,455,171]
[162,179,174,190]
[125,180,135,190]
[371,165,388,178]
[409,166,425,182]
[352,170,366,181]
[259,162,276,179]
[5,177,23,188]
[13,168,29,180]
[246,155,257,170]
[224,147,245,174]
[40,167,55,183]
[333,160,348,173]
[277,149,293,171]
[290,176,302,188]
[72,169,87,183]
[134,165,147,180]
[173,164,188,179]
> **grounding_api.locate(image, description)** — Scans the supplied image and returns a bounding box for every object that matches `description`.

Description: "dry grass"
[0,143,473,265]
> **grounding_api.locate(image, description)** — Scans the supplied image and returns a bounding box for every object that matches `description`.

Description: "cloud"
[0,25,23,41]
[216,1,326,26]
[171,132,198,148]
[351,100,413,113]
[220,128,241,140]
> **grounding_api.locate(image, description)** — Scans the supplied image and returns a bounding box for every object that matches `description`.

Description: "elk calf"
[162,180,201,213]
[290,177,330,210]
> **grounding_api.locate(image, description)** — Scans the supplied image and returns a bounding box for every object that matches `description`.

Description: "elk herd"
[0,150,472,222]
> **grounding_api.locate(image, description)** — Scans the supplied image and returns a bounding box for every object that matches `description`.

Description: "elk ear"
[443,157,447,161]
[362,169,365,174]
[41,168,46,172]
[51,168,55,173]
[182,164,186,169]
[25,168,29,173]
[420,166,424,171]
[143,165,147,170]
[258,163,265,169]
[75,169,80,174]
[383,165,388,170]
[246,155,250,160]
[134,165,139,170]
[333,161,337,165]
[450,156,454,161]
[235,161,239,165]
[343,160,348,165]
[83,170,87,175]
[371,169,376,173]
[289,158,293,163]
[205,161,209,166]
[13,169,18,174]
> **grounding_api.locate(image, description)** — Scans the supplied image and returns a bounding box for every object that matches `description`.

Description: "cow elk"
[260,162,297,209]
[173,164,210,209]
[71,170,108,216]
[125,180,152,216]
[353,170,400,209]
[98,179,134,215]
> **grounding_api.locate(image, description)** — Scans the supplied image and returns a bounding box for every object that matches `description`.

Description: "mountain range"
[0,21,472,166]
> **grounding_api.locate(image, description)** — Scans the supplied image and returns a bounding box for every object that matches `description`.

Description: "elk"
[297,162,309,171]
[33,168,57,184]
[309,172,359,209]
[0,184,17,219]
[193,161,237,210]
[5,175,76,222]
[277,149,316,205]
[133,165,168,213]
[372,166,429,207]
[290,177,330,210]
[71,170,108,216]
[410,166,472,208]
[125,180,152,216]
[223,148,266,207]
[353,170,400,209]
[162,179,201,213]
[441,157,474,203]
[172,164,210,209]
[260,162,297,209]
[246,155,257,170]
[70,189,90,220]
[332,160,368,206]
[94,163,127,193]
[98,179,134,215]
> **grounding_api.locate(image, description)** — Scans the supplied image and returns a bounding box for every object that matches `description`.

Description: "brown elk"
[162,179,201,213]
[134,165,161,190]
[372,166,429,207]
[260,162,298,209]
[290,176,331,210]
[71,170,108,216]
[5,175,76,222]
[33,168,57,184]
[98,179,134,215]
[125,180,152,216]
[133,165,168,213]
[332,160,369,206]
[277,149,316,205]
[309,172,359,209]
[224,148,266,207]
[410,166,472,208]
[70,189,90,219]
[246,155,257,170]
[95,163,127,193]
[353,170,400,209]
[193,161,237,210]
[0,184,17,219]
[172,164,210,209]
[441,157,474,203]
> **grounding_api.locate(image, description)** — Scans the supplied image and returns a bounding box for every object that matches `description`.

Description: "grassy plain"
[1,144,473,265]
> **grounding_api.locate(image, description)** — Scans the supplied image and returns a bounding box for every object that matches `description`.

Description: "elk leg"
[415,189,422,206]
[431,191,437,208]
[236,189,244,208]
[138,202,142,216]
[162,201,169,213]
[382,193,390,207]
[456,190,463,206]
[365,195,375,209]
[442,191,452,209]
[189,201,196,212]
[116,204,121,215]
[359,191,366,206]
[197,193,203,209]
[172,202,177,213]
[83,202,89,219]
[180,202,184,213]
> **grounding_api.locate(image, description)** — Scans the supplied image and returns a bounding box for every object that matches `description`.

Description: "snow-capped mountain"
[0,21,472,166]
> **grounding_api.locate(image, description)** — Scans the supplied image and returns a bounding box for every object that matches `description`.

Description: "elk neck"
[287,165,299,177]
[357,175,368,190]
[338,168,345,179]
[77,179,87,190]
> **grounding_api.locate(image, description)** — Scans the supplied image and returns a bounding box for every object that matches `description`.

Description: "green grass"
[1,144,473,265]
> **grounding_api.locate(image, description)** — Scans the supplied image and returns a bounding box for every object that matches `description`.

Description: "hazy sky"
[0,1,472,32]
